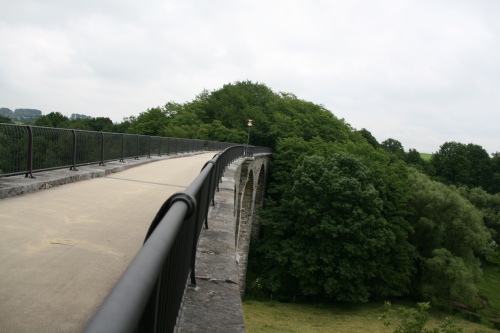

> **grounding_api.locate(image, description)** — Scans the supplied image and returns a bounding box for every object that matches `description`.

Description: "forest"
[2,81,499,317]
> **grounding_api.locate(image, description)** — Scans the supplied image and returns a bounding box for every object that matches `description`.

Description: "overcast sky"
[1,0,499,154]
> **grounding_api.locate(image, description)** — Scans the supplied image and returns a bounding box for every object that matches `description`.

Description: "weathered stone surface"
[178,158,246,333]
[178,154,271,333]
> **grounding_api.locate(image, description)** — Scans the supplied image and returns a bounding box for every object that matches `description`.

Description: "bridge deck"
[0,152,215,333]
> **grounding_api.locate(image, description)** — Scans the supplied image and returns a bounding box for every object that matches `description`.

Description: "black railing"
[0,123,236,178]
[1,122,273,331]
[82,145,273,333]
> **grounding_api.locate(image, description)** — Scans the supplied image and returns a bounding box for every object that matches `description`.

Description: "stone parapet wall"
[177,153,271,333]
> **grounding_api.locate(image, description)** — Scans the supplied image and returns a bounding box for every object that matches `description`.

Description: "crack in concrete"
[196,277,239,285]
[103,177,188,188]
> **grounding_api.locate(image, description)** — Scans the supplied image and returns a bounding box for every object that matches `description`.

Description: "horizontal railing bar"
[83,201,190,333]
[0,122,247,178]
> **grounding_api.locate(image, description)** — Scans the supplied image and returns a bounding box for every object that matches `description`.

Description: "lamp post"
[246,119,253,156]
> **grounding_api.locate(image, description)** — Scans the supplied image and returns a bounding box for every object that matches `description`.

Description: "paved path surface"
[0,152,215,333]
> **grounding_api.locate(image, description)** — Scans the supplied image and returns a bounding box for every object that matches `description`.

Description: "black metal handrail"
[0,123,235,178]
[82,145,272,333]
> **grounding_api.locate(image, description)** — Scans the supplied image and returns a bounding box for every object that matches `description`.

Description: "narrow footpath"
[0,152,215,333]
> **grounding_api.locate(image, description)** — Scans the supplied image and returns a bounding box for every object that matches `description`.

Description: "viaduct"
[0,145,271,332]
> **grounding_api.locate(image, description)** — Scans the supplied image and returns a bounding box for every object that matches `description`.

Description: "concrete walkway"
[0,152,215,333]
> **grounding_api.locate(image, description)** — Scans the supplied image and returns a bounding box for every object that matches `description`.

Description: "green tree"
[33,115,53,127]
[174,81,352,148]
[381,138,405,160]
[408,169,491,306]
[34,112,69,128]
[431,142,471,186]
[461,187,500,243]
[265,92,350,147]
[406,148,424,166]
[256,152,416,302]
[432,142,495,192]
[422,248,481,307]
[460,187,500,264]
[405,149,435,175]
[123,81,352,147]
[357,128,379,148]
[89,117,114,132]
[492,152,500,194]
[0,115,13,124]
[110,119,131,133]
[466,144,492,190]
[161,103,208,139]
[46,112,69,127]
[127,107,170,136]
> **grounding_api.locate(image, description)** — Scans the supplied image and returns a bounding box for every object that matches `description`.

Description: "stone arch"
[236,169,254,296]
[230,156,271,297]
[234,160,251,246]
[250,164,266,241]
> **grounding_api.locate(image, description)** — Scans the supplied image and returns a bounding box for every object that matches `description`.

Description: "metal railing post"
[24,125,35,178]
[70,129,78,171]
[135,135,139,160]
[147,136,151,158]
[99,132,106,166]
[119,134,125,163]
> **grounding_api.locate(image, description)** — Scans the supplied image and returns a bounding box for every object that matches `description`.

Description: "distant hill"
[14,109,42,122]
[0,108,43,123]
[0,108,94,124]
[0,108,14,117]
[70,113,92,120]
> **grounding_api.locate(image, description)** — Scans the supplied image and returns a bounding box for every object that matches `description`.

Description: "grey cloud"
[0,0,498,153]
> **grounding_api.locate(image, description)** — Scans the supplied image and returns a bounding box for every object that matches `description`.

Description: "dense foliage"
[381,302,466,333]
[121,81,350,150]
[256,148,416,302]
[31,111,116,132]
[115,81,498,309]
[407,170,491,306]
[5,81,498,309]
[0,115,13,124]
[431,141,499,194]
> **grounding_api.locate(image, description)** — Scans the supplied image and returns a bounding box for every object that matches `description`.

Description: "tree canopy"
[431,141,494,192]
[115,81,497,308]
[255,151,416,302]
[0,115,13,124]
[121,81,351,149]
[8,80,497,308]
[407,169,491,306]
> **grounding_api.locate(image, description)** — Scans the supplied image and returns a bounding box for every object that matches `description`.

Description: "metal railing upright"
[0,123,238,178]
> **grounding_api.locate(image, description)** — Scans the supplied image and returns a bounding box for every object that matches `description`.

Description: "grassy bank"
[478,265,500,310]
[243,300,499,333]
[420,152,432,160]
